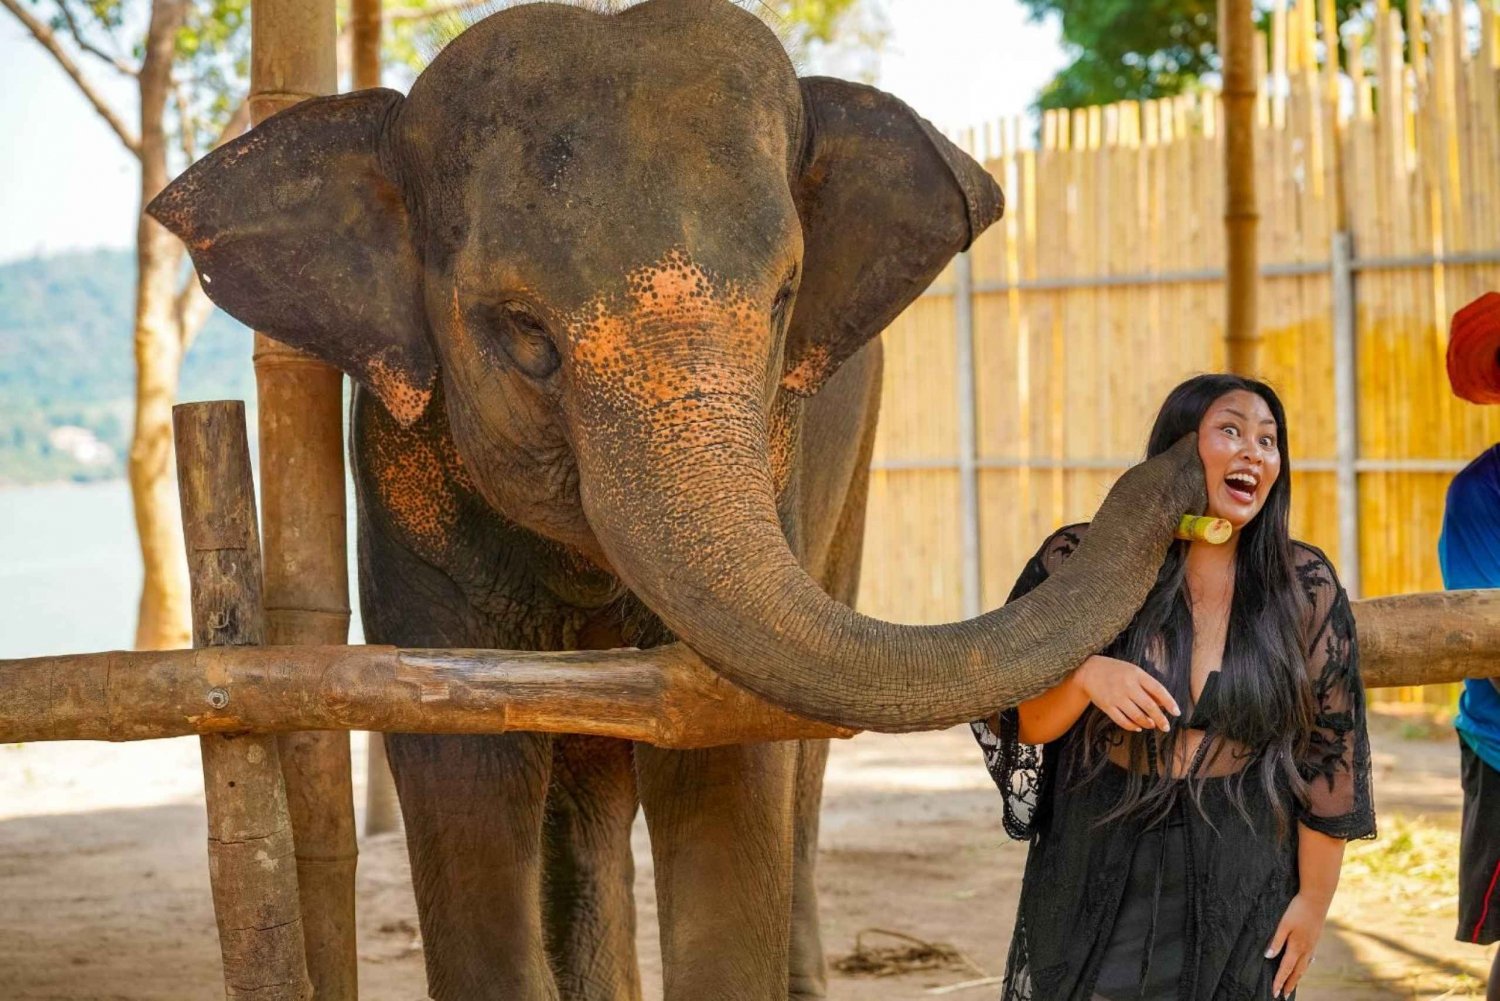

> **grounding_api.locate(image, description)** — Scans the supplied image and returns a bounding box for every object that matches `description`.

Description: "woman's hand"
[1073,655,1180,732]
[1266,893,1328,998]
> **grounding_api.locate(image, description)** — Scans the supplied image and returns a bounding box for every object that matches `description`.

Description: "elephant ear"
[783,78,1003,396]
[147,88,434,425]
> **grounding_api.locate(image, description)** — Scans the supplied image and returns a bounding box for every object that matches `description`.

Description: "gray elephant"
[149,1,1202,997]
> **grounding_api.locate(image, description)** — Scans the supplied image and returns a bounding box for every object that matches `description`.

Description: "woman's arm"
[1014,671,1092,744]
[1267,825,1346,998]
[1016,654,1180,744]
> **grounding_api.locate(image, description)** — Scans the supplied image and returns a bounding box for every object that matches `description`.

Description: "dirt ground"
[1,711,1495,1000]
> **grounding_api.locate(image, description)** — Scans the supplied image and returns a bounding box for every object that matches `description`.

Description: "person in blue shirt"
[1442,291,1500,1001]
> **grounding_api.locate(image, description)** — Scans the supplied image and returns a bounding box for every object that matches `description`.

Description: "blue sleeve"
[1440,447,1500,591]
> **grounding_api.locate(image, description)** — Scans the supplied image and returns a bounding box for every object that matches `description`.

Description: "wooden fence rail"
[2,588,1495,746]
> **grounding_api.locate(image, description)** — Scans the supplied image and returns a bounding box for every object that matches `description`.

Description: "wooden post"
[348,0,403,841]
[1222,0,1261,373]
[250,1,359,997]
[175,401,312,1001]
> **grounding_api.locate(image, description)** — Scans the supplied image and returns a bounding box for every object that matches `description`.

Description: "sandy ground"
[1,712,1495,1000]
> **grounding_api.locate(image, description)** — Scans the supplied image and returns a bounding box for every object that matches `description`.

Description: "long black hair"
[1078,374,1314,836]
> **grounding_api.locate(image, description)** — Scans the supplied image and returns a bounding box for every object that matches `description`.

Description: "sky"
[0,0,1066,264]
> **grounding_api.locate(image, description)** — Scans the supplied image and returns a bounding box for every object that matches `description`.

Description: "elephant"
[148,1,1204,997]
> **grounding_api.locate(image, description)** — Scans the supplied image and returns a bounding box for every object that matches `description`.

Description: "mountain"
[0,248,256,485]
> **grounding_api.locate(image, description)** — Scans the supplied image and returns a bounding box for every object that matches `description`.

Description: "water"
[0,479,363,659]
[0,479,374,828]
[0,481,141,658]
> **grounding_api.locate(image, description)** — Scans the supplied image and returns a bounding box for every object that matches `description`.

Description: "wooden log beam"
[175,401,312,1001]
[1,589,1496,745]
[0,644,854,746]
[1351,590,1500,689]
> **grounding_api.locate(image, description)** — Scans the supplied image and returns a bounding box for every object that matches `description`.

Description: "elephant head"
[149,0,1204,732]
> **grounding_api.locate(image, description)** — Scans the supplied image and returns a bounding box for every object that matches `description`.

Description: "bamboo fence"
[858,0,1500,707]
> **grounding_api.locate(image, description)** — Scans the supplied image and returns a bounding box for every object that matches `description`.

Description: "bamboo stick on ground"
[175,401,312,1001]
[0,589,1494,745]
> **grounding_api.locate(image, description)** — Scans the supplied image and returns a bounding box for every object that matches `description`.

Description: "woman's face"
[1196,389,1282,528]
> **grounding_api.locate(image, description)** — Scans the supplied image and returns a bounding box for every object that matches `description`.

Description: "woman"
[973,374,1375,1001]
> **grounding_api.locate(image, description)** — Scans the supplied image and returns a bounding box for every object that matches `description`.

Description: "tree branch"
[175,97,250,349]
[173,82,197,164]
[55,0,137,77]
[211,96,250,151]
[177,275,215,353]
[0,0,141,156]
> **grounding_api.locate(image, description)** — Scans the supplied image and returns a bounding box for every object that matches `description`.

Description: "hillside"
[0,249,255,485]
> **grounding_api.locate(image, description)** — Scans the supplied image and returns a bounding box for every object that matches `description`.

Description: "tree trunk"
[129,0,191,652]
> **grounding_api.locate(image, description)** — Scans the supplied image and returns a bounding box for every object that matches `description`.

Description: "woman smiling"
[973,374,1375,1001]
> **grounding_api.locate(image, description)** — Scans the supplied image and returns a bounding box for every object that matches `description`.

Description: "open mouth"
[1224,471,1259,505]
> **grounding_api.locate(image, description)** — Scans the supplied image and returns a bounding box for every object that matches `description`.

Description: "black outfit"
[1457,740,1500,945]
[971,526,1376,1001]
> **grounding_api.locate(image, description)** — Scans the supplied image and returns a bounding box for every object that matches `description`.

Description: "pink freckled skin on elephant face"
[565,250,775,414]
[365,354,433,426]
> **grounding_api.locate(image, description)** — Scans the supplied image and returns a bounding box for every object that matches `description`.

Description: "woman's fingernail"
[1265,948,1276,959]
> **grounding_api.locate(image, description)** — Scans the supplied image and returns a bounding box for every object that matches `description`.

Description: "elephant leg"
[387,732,557,1001]
[542,735,642,1001]
[790,379,876,999]
[636,741,799,1001]
[789,738,830,999]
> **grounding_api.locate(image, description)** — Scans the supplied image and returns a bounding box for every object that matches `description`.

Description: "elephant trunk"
[567,347,1205,732]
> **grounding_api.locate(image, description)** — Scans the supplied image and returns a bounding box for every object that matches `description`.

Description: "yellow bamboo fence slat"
[859,0,1500,710]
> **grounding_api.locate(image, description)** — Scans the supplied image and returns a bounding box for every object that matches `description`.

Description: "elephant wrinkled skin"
[148,1,1204,997]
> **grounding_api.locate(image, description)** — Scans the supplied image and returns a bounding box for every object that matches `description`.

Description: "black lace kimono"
[972,525,1376,1001]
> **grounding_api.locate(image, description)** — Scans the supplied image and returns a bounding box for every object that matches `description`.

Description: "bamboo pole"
[175,401,312,1001]
[350,0,380,92]
[1222,0,1261,373]
[347,0,402,841]
[0,588,1494,744]
[249,1,358,996]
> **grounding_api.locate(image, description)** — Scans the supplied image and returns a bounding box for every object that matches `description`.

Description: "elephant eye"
[771,282,795,335]
[482,302,560,380]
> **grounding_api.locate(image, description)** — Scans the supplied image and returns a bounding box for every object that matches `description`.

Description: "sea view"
[0,478,364,660]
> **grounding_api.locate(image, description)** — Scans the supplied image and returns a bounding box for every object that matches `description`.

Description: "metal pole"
[250,1,359,997]
[954,252,982,618]
[1331,230,1362,598]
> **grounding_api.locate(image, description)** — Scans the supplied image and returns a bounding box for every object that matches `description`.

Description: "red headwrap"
[1447,292,1500,404]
